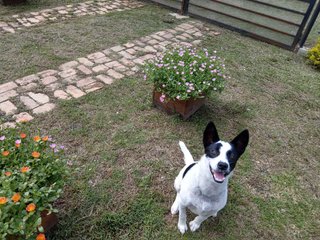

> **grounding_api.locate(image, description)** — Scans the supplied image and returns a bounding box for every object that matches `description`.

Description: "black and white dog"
[171,121,249,233]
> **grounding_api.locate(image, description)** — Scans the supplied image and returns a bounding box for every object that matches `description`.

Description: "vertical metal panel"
[148,0,319,51]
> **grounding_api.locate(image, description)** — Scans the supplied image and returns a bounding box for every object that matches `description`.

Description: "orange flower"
[21,166,30,173]
[36,233,46,240]
[26,203,36,212]
[2,151,9,157]
[32,151,40,158]
[12,193,21,203]
[42,136,49,142]
[0,197,8,205]
[15,143,21,148]
[4,171,12,176]
[20,133,27,139]
[33,136,41,142]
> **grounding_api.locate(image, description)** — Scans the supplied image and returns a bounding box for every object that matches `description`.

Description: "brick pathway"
[0,21,215,129]
[0,0,144,34]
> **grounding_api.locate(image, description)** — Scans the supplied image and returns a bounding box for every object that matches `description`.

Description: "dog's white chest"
[186,188,227,215]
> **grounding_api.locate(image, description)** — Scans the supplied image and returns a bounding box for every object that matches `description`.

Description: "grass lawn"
[1,2,320,240]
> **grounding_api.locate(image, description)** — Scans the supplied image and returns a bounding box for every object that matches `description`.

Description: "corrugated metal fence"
[149,0,320,51]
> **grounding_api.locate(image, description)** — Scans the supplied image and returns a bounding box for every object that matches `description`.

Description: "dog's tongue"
[214,171,225,182]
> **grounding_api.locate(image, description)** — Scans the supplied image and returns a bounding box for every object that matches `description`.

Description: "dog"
[171,121,249,234]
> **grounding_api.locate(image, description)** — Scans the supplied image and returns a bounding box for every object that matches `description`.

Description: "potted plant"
[144,46,226,119]
[0,125,68,240]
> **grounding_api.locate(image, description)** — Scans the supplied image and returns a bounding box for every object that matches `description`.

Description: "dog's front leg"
[178,205,188,234]
[189,214,210,232]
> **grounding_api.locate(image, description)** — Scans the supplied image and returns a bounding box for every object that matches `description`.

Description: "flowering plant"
[308,38,320,68]
[143,46,226,102]
[0,126,68,240]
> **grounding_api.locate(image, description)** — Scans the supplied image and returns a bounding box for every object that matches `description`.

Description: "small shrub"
[0,126,68,240]
[143,46,227,102]
[307,38,320,68]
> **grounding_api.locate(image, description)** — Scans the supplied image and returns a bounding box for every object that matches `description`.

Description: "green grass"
[1,2,320,240]
[0,5,183,84]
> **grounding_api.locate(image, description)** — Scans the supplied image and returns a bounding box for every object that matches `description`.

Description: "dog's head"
[203,121,249,184]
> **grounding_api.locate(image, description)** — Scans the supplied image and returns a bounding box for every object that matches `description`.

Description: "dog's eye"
[210,149,218,157]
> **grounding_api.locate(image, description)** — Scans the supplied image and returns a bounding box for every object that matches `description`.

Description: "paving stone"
[77,65,92,75]
[114,64,128,72]
[59,61,79,70]
[110,45,125,52]
[58,69,77,78]
[94,56,112,64]
[193,31,203,37]
[41,76,58,85]
[87,52,105,60]
[92,64,108,73]
[163,33,174,39]
[0,90,18,102]
[0,101,17,115]
[118,51,134,59]
[96,74,113,84]
[107,69,124,79]
[147,39,159,45]
[0,81,18,94]
[126,48,136,55]
[83,82,104,93]
[3,26,15,33]
[105,61,121,68]
[152,35,165,41]
[16,74,39,85]
[20,96,39,109]
[33,103,56,114]
[19,83,38,92]
[78,57,94,67]
[119,58,135,67]
[192,40,202,45]
[13,112,34,123]
[38,69,58,78]
[28,92,50,104]
[76,77,96,88]
[133,58,144,65]
[179,23,194,30]
[144,46,157,53]
[140,54,155,61]
[45,82,61,91]
[28,18,40,24]
[54,90,71,100]
[124,43,135,48]
[66,85,85,98]
[132,40,145,47]
[0,22,8,27]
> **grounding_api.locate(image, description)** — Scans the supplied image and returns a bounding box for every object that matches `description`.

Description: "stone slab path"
[0,20,216,129]
[0,0,144,34]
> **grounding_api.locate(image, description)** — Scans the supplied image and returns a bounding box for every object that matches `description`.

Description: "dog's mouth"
[209,165,226,183]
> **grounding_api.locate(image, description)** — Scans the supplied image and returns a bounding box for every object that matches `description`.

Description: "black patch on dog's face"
[205,142,222,158]
[226,148,240,172]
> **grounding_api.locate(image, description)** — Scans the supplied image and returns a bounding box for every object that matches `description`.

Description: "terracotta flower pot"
[6,211,58,240]
[153,90,206,119]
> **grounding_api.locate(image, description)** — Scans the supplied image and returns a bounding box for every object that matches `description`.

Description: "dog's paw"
[171,203,179,215]
[178,223,188,234]
[189,220,200,232]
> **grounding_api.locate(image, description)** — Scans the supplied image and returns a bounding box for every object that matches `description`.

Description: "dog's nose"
[217,162,228,171]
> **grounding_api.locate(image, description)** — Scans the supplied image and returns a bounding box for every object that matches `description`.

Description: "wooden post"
[181,0,190,15]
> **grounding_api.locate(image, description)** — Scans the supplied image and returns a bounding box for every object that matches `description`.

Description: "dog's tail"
[179,141,194,165]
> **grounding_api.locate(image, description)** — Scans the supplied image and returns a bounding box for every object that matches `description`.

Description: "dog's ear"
[203,121,220,148]
[230,129,249,156]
